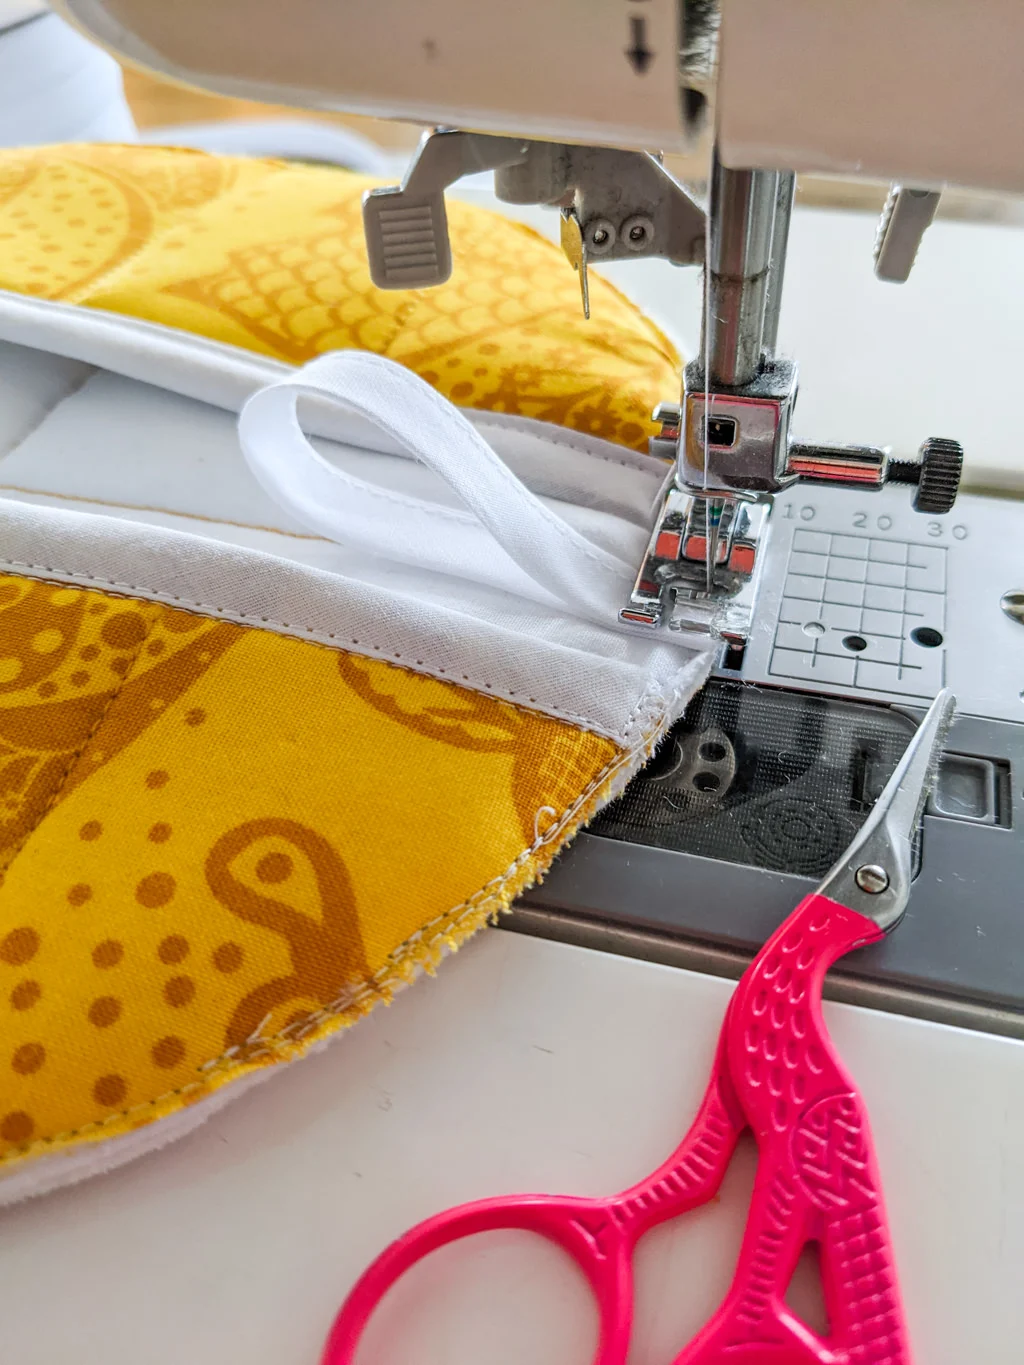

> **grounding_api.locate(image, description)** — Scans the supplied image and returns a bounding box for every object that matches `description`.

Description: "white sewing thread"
[533,805,559,844]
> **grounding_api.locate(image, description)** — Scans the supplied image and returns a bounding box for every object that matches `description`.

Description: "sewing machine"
[70,0,1024,1034]
[6,1,1021,1361]
[331,0,1024,1039]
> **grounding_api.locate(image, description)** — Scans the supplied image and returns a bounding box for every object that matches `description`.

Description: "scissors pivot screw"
[854,863,890,894]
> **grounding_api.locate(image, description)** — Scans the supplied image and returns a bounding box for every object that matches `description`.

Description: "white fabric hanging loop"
[238,351,638,627]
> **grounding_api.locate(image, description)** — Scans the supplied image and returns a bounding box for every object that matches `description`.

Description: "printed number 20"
[853,512,892,530]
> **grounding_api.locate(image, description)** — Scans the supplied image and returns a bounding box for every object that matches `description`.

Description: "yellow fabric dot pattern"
[0,572,623,1168]
[0,144,681,453]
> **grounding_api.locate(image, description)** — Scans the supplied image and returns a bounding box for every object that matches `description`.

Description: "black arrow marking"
[626,16,654,74]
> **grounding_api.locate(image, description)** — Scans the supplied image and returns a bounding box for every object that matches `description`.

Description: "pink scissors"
[323,688,955,1365]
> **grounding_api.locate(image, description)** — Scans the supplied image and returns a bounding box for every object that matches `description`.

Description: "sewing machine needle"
[559,209,590,319]
[705,498,721,594]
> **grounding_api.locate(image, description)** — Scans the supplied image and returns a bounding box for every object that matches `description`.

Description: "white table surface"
[2,930,1022,1364]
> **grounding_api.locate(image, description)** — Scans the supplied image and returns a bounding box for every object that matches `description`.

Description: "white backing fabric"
[0,496,710,744]
[0,324,713,1207]
[0,334,711,745]
[0,12,136,146]
[0,337,93,454]
[0,292,668,513]
[239,352,648,628]
[0,3,46,25]
[0,361,662,535]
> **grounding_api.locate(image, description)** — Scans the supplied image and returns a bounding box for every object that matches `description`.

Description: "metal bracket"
[363,130,706,302]
[682,357,798,495]
[362,130,529,288]
[873,185,941,283]
[620,483,768,638]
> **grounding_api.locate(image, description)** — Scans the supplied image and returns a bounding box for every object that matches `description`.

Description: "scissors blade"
[815,687,956,933]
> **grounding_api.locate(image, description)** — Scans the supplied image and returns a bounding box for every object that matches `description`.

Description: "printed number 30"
[928,521,968,540]
[854,514,967,540]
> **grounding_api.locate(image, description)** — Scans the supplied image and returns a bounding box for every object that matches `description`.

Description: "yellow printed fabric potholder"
[0,142,680,451]
[0,574,623,1165]
[0,143,700,1196]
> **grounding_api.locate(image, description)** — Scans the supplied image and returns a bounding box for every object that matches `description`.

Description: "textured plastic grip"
[322,893,912,1365]
[362,189,452,289]
[673,892,910,1364]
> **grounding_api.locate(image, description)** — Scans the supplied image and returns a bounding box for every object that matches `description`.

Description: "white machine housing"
[58,0,1024,193]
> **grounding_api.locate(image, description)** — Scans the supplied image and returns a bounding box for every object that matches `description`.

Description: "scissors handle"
[323,894,911,1365]
[673,892,911,1365]
[320,1192,632,1364]
[321,1062,743,1365]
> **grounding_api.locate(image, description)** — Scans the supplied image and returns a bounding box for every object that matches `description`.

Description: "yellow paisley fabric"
[0,142,681,451]
[0,142,677,1174]
[0,573,623,1161]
